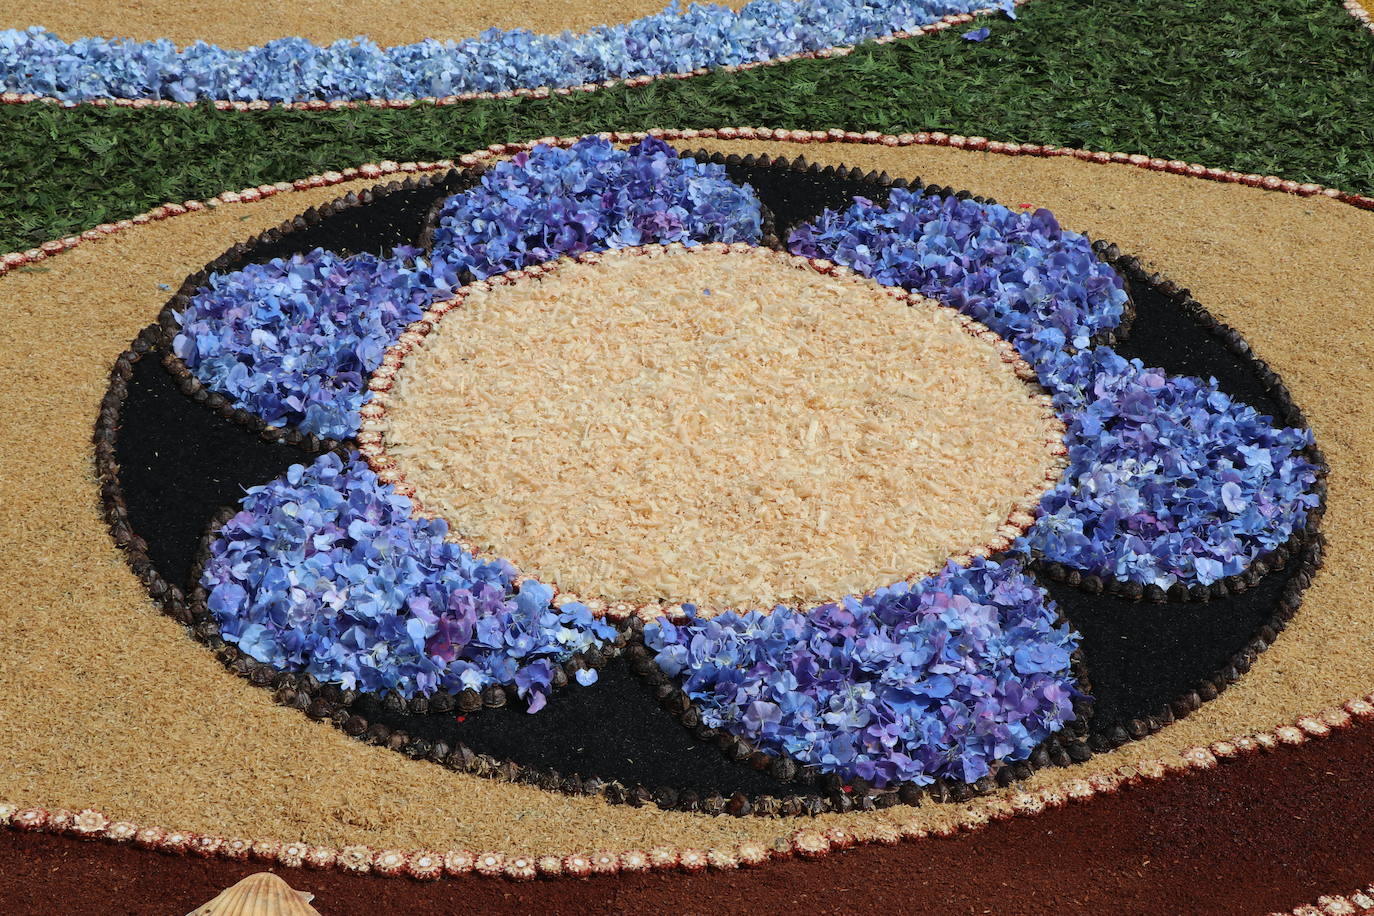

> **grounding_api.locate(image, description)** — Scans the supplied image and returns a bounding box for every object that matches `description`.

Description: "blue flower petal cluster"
[431,136,762,277]
[201,452,617,710]
[172,247,460,440]
[173,138,759,440]
[787,191,1319,588]
[644,558,1079,788]
[786,188,1129,378]
[1016,350,1320,587]
[3,2,996,102]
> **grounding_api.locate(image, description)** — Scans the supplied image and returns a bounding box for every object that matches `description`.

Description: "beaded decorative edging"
[357,241,1066,625]
[1,126,1355,874]
[4,126,1373,283]
[1344,0,1374,36]
[2,695,1371,880]
[0,1,1031,109]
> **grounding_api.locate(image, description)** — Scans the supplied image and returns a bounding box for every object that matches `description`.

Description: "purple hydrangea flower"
[201,452,617,709]
[787,188,1130,380]
[644,558,1079,788]
[172,247,460,440]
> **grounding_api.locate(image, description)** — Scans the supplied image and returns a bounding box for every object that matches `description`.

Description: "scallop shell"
[184,872,320,916]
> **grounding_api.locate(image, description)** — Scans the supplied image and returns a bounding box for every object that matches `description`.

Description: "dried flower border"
[1278,883,1374,916]
[1283,889,1374,916]
[1344,0,1374,36]
[89,139,1325,820]
[358,242,1065,624]
[0,126,1358,875]
[0,1,1032,110]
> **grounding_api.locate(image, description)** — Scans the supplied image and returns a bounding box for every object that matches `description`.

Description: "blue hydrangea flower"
[201,451,617,710]
[430,136,762,278]
[184,134,1320,782]
[3,2,998,103]
[173,138,760,440]
[172,247,459,440]
[1015,350,1320,586]
[644,559,1079,788]
[787,188,1130,380]
[788,191,1319,589]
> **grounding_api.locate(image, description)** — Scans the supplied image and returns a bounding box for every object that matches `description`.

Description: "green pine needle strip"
[2,0,1372,251]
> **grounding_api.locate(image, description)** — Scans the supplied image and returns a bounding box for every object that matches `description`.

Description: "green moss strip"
[2,0,1372,252]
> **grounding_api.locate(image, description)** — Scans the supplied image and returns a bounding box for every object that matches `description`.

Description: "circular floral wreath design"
[102,135,1325,816]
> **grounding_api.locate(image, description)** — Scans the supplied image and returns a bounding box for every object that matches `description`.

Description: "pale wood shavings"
[382,244,1060,613]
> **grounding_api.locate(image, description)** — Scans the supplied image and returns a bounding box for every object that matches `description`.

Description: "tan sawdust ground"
[0,138,1371,858]
[2,0,747,51]
[381,244,1059,614]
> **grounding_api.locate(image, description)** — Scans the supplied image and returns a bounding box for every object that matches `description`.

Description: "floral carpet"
[1,3,1372,915]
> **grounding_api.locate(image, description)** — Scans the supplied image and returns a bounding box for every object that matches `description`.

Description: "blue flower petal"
[1016,357,1319,587]
[200,452,617,704]
[643,558,1080,788]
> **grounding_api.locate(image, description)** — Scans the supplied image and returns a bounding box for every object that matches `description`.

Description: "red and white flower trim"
[0,1,1036,112]
[442,849,476,875]
[1344,0,1374,37]
[1274,883,1374,915]
[371,849,408,876]
[2,132,1373,879]
[2,694,1363,878]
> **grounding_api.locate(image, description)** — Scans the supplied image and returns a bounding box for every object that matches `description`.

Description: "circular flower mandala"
[176,135,1320,797]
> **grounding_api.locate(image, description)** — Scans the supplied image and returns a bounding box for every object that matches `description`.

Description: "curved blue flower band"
[1,0,1014,103]
[196,140,1318,790]
[202,451,617,711]
[173,137,763,440]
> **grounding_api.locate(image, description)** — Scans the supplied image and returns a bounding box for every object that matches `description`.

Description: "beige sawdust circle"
[376,243,1059,615]
[1,137,1372,861]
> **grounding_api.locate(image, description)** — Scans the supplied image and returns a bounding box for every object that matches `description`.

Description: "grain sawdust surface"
[1,0,747,51]
[0,137,1371,859]
[381,243,1059,614]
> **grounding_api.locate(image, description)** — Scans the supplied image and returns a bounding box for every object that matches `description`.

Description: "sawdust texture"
[0,138,1371,859]
[379,244,1058,614]
[2,0,747,51]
